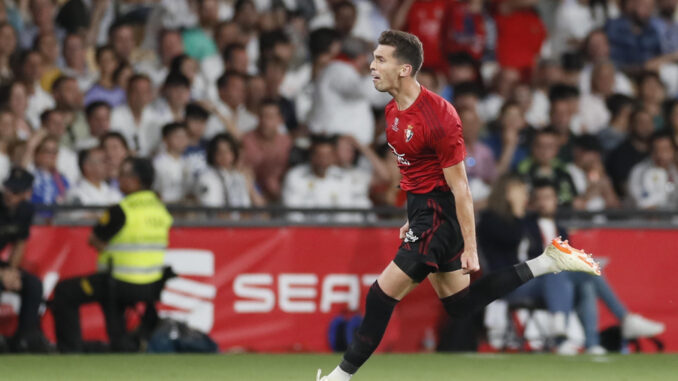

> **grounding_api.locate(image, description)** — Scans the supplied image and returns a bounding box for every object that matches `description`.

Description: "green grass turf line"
[0,354,677,381]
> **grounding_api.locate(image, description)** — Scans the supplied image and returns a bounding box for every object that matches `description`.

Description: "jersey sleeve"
[431,104,466,168]
[92,205,126,242]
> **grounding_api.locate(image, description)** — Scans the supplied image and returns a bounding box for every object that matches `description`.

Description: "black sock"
[441,263,533,319]
[340,282,398,374]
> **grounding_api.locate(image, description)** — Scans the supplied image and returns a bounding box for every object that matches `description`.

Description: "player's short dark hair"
[99,131,129,151]
[217,70,246,89]
[185,103,210,121]
[162,122,188,139]
[606,93,635,117]
[377,30,424,76]
[123,157,155,189]
[548,84,580,103]
[309,28,341,59]
[207,133,239,166]
[573,134,602,152]
[85,101,112,118]
[163,72,190,89]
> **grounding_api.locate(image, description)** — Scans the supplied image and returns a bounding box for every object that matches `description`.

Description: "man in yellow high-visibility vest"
[52,157,173,352]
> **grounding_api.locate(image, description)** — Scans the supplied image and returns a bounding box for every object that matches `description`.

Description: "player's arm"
[443,162,479,274]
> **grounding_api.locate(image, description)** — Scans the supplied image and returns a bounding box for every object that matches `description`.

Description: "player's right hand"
[461,248,480,274]
[399,221,410,239]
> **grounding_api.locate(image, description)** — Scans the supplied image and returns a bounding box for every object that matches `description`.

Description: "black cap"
[3,167,34,193]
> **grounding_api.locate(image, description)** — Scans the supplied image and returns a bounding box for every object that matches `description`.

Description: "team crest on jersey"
[405,125,414,142]
[391,117,399,132]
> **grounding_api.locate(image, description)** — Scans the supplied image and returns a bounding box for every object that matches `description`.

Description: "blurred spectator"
[517,128,578,207]
[493,0,546,75]
[480,68,519,123]
[637,71,666,130]
[579,30,634,97]
[391,0,447,72]
[153,122,190,204]
[417,68,440,95]
[664,98,678,147]
[308,37,374,145]
[652,0,678,54]
[605,0,663,73]
[335,134,391,209]
[262,57,298,132]
[479,174,576,353]
[181,0,219,61]
[170,53,209,101]
[450,81,482,117]
[484,101,530,176]
[201,21,243,85]
[21,0,65,51]
[578,61,615,134]
[628,131,678,209]
[51,75,89,149]
[29,136,69,205]
[20,50,55,131]
[459,107,495,205]
[207,70,255,138]
[100,132,130,193]
[84,45,126,108]
[512,81,549,130]
[110,74,157,155]
[232,0,260,74]
[36,32,62,92]
[282,135,351,221]
[108,21,139,64]
[66,147,122,206]
[598,93,636,152]
[183,102,210,181]
[1,81,33,140]
[0,21,17,85]
[28,109,79,185]
[0,108,15,181]
[547,85,579,161]
[442,53,480,104]
[137,28,184,89]
[240,100,292,202]
[60,33,95,92]
[441,0,493,63]
[76,101,112,151]
[151,73,191,142]
[606,107,654,196]
[197,133,264,208]
[567,135,619,211]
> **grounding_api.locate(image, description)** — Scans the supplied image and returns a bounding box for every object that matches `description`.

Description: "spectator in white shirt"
[149,73,191,150]
[567,135,620,211]
[206,70,255,139]
[60,33,95,92]
[76,101,112,150]
[0,109,15,182]
[33,109,79,185]
[335,134,391,209]
[66,147,122,206]
[51,75,90,149]
[628,132,678,209]
[197,133,265,208]
[308,37,375,145]
[136,28,185,89]
[110,74,158,155]
[19,50,55,131]
[99,132,130,193]
[282,135,352,222]
[153,122,191,204]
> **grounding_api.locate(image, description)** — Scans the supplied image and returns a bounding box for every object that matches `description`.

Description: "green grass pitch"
[0,353,676,380]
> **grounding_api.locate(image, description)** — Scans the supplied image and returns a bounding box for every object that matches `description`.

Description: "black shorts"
[393,190,464,283]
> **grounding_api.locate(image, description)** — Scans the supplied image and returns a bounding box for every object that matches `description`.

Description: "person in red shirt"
[392,0,447,72]
[317,31,601,381]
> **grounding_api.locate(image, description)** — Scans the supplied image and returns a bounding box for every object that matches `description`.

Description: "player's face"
[370,45,403,92]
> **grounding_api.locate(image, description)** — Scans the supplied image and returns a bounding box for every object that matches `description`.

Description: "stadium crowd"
[0,0,673,216]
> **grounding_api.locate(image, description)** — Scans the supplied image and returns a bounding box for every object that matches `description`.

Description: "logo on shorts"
[404,229,419,243]
[405,125,414,142]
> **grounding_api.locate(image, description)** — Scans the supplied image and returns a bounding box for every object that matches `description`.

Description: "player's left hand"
[460,248,480,274]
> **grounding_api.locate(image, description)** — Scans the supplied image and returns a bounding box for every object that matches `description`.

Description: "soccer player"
[316,30,601,381]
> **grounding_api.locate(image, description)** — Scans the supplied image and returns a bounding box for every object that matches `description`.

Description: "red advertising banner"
[0,226,675,352]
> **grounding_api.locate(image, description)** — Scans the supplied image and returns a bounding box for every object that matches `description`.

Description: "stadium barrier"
[0,209,675,352]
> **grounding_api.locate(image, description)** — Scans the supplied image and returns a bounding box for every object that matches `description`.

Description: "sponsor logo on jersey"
[405,125,414,142]
[391,117,399,132]
[388,143,411,166]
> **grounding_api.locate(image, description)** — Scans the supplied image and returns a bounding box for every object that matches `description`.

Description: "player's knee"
[366,282,399,308]
[440,287,471,319]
